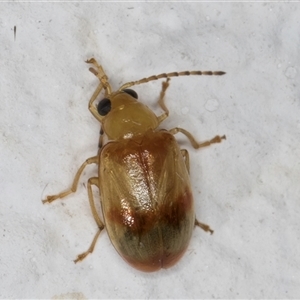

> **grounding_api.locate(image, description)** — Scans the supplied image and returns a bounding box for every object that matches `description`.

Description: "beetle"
[43,58,226,272]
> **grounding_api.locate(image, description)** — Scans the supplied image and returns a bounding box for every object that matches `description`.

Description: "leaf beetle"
[43,58,226,272]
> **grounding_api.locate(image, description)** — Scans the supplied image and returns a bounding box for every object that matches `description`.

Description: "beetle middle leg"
[74,177,105,263]
[169,127,226,149]
[42,156,98,204]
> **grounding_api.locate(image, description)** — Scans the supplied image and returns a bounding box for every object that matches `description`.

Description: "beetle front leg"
[157,78,171,124]
[74,177,105,263]
[169,127,226,149]
[43,156,98,204]
[86,58,112,95]
[86,58,113,123]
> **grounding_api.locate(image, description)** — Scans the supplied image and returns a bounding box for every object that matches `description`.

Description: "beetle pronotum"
[43,58,226,272]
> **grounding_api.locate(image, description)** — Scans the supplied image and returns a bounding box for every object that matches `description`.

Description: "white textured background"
[1,2,300,299]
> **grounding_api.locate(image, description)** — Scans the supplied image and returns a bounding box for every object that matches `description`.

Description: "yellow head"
[86,58,225,141]
[96,89,159,140]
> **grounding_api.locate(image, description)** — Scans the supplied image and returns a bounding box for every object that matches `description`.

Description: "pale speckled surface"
[1,2,300,299]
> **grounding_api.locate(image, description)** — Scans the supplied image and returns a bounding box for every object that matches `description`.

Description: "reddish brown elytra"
[43,58,226,272]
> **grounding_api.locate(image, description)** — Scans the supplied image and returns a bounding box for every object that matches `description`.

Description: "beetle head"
[97,89,159,140]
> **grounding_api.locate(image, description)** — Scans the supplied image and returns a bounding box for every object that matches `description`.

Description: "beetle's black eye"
[97,98,111,116]
[123,89,138,99]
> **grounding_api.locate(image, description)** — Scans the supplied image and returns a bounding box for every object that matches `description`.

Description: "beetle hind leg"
[180,149,190,173]
[195,219,213,234]
[74,177,105,263]
[74,230,102,263]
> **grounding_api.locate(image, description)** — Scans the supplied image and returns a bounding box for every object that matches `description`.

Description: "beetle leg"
[88,82,105,122]
[42,156,98,204]
[180,149,190,173]
[86,59,114,123]
[74,230,102,263]
[74,177,105,263]
[195,219,214,234]
[181,148,213,234]
[86,177,104,230]
[169,127,226,149]
[157,78,171,124]
[86,58,112,95]
[98,126,104,154]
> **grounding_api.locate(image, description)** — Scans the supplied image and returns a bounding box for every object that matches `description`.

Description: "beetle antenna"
[119,70,226,90]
